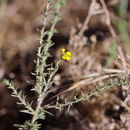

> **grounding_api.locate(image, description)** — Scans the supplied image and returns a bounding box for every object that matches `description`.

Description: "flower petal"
[62,55,66,59]
[66,56,71,61]
[62,48,65,53]
[66,52,71,56]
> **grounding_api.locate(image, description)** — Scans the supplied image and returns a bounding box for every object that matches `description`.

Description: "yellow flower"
[62,48,71,61]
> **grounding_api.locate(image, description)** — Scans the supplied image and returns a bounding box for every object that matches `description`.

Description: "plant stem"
[30,3,61,126]
[31,96,42,126]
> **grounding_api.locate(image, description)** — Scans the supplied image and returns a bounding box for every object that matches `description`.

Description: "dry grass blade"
[63,73,118,93]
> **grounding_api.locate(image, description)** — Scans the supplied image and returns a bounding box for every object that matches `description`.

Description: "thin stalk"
[30,5,61,127]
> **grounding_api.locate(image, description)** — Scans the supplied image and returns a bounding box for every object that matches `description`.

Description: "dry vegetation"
[0,0,130,130]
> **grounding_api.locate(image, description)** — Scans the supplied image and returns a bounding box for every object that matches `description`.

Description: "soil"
[0,0,130,130]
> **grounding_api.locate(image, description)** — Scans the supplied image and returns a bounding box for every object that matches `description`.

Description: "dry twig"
[78,0,104,37]
[100,0,117,39]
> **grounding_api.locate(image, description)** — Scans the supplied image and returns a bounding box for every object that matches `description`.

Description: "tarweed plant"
[3,0,66,129]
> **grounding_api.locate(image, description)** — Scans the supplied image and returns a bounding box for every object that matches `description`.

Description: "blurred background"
[0,0,130,129]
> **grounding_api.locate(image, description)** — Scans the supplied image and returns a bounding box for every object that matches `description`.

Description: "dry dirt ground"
[0,0,130,130]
